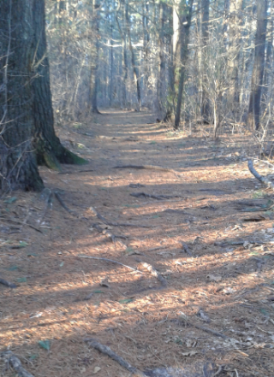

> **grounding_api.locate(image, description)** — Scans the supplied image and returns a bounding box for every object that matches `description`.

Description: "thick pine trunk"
[174,0,194,129]
[125,0,141,111]
[247,0,268,130]
[31,0,87,169]
[90,0,101,114]
[0,0,43,192]
[227,0,244,115]
[200,0,211,121]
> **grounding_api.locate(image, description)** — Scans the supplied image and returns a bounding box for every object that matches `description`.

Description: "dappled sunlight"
[1,111,274,377]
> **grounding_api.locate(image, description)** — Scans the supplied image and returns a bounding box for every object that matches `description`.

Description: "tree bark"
[31,0,88,169]
[89,0,101,114]
[247,0,268,130]
[174,0,194,129]
[200,0,211,121]
[0,0,43,192]
[227,0,244,114]
[125,0,141,111]
[157,1,168,117]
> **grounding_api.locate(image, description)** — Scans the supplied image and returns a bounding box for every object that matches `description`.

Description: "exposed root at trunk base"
[36,138,88,171]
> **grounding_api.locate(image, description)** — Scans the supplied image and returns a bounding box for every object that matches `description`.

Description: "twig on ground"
[84,338,148,377]
[248,160,274,190]
[77,254,142,274]
[1,351,34,377]
[140,262,167,287]
[179,312,227,339]
[0,277,17,288]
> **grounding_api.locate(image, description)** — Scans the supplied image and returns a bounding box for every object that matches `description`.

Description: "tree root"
[54,191,78,217]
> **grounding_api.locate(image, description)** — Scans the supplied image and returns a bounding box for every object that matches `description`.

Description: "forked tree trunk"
[0,0,43,192]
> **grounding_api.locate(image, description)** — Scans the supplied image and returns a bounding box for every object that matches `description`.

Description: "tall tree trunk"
[142,0,150,104]
[227,0,244,114]
[90,0,101,114]
[31,0,87,170]
[109,19,114,106]
[263,0,273,107]
[116,11,128,107]
[174,0,194,129]
[125,0,141,111]
[157,1,167,117]
[0,0,43,192]
[166,5,174,119]
[200,0,211,121]
[247,0,268,130]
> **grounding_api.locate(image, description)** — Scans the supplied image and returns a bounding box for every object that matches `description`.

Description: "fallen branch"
[0,277,17,288]
[130,192,180,200]
[179,312,227,339]
[113,164,181,176]
[248,160,274,190]
[1,351,34,377]
[180,242,193,256]
[140,262,167,287]
[85,338,148,377]
[77,254,142,274]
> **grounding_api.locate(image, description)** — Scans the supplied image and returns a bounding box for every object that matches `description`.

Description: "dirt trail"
[1,110,274,376]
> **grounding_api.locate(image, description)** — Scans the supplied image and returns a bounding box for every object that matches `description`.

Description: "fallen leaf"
[38,340,50,351]
[93,366,101,374]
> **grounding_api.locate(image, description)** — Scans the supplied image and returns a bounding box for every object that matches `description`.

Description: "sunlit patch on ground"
[1,111,274,376]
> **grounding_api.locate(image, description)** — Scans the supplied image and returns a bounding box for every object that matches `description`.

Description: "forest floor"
[1,110,274,377]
